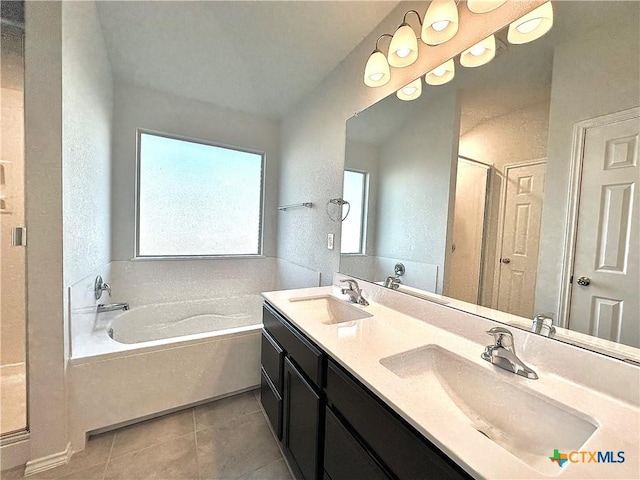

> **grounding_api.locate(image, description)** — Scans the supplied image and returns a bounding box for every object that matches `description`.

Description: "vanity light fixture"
[388,10,421,68]
[507,1,553,44]
[466,0,507,14]
[460,34,496,67]
[364,34,392,87]
[425,58,455,85]
[421,0,459,46]
[396,78,422,101]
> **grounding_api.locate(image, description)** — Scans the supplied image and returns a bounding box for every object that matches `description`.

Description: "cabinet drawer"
[261,330,284,393]
[324,407,390,480]
[260,367,282,440]
[263,303,324,387]
[326,360,471,480]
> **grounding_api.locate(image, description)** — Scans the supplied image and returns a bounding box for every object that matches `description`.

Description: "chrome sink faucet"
[481,327,538,379]
[340,279,369,306]
[384,275,401,290]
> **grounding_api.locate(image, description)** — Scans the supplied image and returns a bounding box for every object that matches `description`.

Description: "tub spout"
[97,303,129,313]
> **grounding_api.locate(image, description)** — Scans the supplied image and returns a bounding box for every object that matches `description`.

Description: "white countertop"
[262,285,640,480]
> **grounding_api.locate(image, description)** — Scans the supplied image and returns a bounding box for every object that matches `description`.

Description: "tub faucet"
[481,327,538,379]
[384,276,401,290]
[94,275,111,300]
[97,303,129,313]
[340,279,369,306]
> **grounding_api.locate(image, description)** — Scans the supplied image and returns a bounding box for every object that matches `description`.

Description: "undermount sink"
[380,345,598,474]
[289,295,373,324]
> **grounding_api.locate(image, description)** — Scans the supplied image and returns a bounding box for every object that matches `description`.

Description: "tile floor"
[1,390,293,480]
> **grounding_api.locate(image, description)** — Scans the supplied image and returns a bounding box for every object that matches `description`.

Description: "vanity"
[259,280,639,480]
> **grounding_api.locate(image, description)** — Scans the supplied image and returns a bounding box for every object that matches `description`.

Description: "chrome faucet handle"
[94,275,111,300]
[340,279,360,292]
[486,327,515,353]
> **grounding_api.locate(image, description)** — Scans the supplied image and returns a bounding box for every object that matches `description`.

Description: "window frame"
[134,129,266,260]
[340,168,369,256]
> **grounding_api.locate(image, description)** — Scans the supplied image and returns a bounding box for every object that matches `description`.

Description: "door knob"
[500,258,511,264]
[576,276,591,286]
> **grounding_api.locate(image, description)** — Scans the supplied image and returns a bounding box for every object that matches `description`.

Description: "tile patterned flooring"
[1,390,293,480]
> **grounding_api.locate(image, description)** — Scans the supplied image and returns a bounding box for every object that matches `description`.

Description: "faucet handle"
[340,279,359,291]
[486,327,514,351]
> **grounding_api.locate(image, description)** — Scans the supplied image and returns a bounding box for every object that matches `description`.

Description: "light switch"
[327,233,334,250]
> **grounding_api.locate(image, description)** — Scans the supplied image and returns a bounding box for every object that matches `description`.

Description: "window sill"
[131,254,267,261]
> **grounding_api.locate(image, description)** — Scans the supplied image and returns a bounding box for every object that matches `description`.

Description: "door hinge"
[569,275,573,284]
[11,226,27,247]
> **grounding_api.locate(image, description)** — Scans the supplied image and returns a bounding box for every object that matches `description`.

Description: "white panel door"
[448,159,489,303]
[497,162,546,318]
[569,115,639,348]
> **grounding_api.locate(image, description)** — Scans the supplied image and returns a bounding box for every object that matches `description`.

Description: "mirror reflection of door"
[567,110,639,348]
[448,158,489,304]
[495,161,546,318]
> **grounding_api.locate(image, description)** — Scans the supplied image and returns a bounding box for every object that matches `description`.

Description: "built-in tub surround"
[263,277,640,479]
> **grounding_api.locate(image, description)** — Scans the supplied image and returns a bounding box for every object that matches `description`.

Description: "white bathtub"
[108,295,263,344]
[69,295,263,450]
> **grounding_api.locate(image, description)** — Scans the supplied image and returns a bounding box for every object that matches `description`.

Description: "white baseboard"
[23,443,71,477]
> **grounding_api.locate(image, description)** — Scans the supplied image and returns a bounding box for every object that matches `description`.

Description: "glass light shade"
[364,50,390,87]
[466,0,507,14]
[460,35,496,67]
[388,24,419,67]
[396,78,422,101]
[425,58,455,85]
[421,0,459,45]
[507,2,553,44]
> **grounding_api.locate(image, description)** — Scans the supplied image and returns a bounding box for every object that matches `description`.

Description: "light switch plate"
[327,233,334,250]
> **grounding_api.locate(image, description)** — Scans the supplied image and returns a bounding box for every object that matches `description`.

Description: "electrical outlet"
[327,233,334,250]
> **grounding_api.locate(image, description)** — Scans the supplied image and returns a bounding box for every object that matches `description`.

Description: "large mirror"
[340,1,639,361]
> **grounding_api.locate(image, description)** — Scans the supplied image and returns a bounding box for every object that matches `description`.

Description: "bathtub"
[68,295,263,450]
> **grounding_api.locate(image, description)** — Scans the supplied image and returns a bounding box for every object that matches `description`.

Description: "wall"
[535,12,640,317]
[110,82,281,294]
[22,0,67,468]
[376,92,460,294]
[0,29,26,367]
[62,0,113,287]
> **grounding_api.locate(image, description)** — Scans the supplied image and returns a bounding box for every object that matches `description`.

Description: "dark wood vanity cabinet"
[261,302,472,480]
[262,303,325,480]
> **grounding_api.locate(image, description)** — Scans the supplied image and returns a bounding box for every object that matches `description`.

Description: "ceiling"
[96,0,400,119]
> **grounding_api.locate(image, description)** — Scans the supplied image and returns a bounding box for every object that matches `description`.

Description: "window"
[341,170,368,254]
[136,131,264,257]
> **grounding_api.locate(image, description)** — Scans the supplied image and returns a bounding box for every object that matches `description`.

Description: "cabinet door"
[283,357,322,480]
[324,407,390,480]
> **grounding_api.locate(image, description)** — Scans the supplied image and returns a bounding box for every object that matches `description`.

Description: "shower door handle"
[11,227,27,247]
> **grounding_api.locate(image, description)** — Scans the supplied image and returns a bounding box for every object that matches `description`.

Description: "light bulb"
[516,17,543,34]
[363,50,390,87]
[396,47,412,58]
[397,78,422,100]
[508,2,553,44]
[460,35,495,67]
[421,0,459,46]
[431,20,450,32]
[432,66,447,77]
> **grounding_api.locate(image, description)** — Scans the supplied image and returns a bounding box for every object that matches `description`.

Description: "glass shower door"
[0,1,27,438]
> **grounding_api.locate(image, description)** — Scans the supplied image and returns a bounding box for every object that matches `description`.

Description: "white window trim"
[134,128,266,259]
